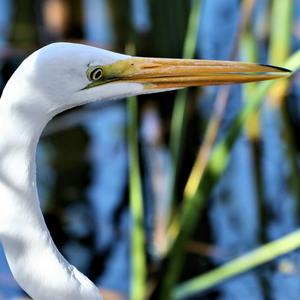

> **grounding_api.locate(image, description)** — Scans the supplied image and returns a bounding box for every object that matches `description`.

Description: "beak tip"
[258,63,292,75]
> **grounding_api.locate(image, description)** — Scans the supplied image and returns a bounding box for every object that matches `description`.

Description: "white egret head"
[6,42,290,119]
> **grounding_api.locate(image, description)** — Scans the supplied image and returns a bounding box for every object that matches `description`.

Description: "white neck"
[0,92,102,299]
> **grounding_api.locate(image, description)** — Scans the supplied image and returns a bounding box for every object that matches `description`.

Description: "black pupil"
[91,68,102,80]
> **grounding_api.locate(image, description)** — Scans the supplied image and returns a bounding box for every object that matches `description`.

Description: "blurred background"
[1,0,300,299]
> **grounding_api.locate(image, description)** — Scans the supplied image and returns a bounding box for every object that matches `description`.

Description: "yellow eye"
[87,66,103,81]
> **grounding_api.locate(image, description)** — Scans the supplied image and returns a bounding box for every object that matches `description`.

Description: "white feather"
[0,42,145,300]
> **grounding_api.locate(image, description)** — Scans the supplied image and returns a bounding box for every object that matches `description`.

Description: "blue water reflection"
[131,0,151,33]
[0,247,22,299]
[198,0,300,299]
[82,0,114,45]
[0,0,11,47]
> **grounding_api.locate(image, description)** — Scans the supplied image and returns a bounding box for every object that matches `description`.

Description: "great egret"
[0,42,290,299]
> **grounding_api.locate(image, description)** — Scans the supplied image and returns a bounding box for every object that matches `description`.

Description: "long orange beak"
[85,57,291,90]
